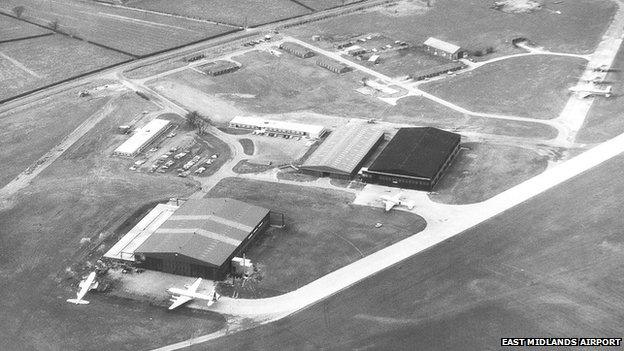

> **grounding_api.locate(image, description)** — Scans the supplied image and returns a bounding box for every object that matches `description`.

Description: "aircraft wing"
[578,91,591,98]
[188,278,202,293]
[168,295,193,310]
[384,201,395,211]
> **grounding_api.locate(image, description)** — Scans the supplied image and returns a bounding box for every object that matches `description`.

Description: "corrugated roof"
[135,198,269,266]
[424,37,461,54]
[301,124,384,175]
[114,119,170,155]
[230,116,326,137]
[367,127,460,180]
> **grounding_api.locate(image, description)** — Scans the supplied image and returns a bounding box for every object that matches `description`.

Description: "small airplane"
[67,271,98,305]
[380,192,416,212]
[167,278,219,310]
[569,84,613,98]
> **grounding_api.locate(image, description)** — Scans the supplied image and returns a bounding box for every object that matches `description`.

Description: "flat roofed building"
[113,118,170,157]
[279,42,315,58]
[423,37,466,60]
[300,124,384,179]
[361,127,461,191]
[134,198,270,280]
[201,60,240,76]
[229,116,326,139]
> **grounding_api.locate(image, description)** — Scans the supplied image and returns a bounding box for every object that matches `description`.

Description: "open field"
[126,0,311,27]
[0,0,238,56]
[207,178,426,297]
[0,85,120,187]
[295,0,363,11]
[577,46,624,144]
[375,46,449,78]
[420,55,586,120]
[239,138,254,155]
[287,0,615,56]
[202,137,624,351]
[0,92,226,350]
[0,35,131,101]
[430,142,550,204]
[0,14,51,42]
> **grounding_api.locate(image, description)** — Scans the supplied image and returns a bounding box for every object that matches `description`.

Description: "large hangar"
[300,124,384,179]
[133,198,270,280]
[361,127,460,191]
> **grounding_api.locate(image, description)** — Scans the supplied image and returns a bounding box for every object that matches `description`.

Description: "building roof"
[114,119,170,156]
[412,61,465,79]
[301,124,384,175]
[316,57,350,72]
[423,37,462,54]
[201,60,239,73]
[229,116,326,137]
[367,127,460,180]
[279,42,314,54]
[135,198,269,267]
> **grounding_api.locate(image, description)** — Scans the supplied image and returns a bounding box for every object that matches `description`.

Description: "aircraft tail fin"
[66,299,90,305]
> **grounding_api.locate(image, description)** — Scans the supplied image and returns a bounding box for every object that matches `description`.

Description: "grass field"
[203,137,624,351]
[126,0,311,27]
[420,55,586,120]
[0,0,237,56]
[239,138,254,155]
[0,14,51,42]
[577,46,624,144]
[430,142,549,204]
[374,46,449,78]
[207,178,426,296]
[0,87,115,187]
[287,0,615,55]
[295,0,363,11]
[0,92,226,350]
[0,35,131,101]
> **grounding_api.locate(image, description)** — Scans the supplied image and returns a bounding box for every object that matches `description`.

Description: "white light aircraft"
[569,84,613,98]
[168,278,219,310]
[67,271,98,305]
[380,192,415,212]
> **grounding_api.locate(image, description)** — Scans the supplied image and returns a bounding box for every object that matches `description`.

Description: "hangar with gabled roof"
[300,124,384,179]
[133,198,270,280]
[361,127,461,191]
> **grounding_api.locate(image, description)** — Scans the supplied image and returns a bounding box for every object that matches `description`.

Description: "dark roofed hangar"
[361,127,461,191]
[134,198,270,280]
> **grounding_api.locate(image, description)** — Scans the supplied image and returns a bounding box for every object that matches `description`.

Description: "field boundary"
[286,0,317,12]
[0,32,53,44]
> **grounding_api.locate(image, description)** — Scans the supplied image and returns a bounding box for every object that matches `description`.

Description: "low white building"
[229,116,326,139]
[423,37,466,60]
[113,119,170,157]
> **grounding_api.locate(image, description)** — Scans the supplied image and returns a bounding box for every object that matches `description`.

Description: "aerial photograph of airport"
[0,0,623,349]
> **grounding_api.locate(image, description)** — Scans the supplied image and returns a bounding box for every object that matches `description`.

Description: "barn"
[300,124,384,179]
[423,37,466,60]
[133,198,270,280]
[361,127,461,191]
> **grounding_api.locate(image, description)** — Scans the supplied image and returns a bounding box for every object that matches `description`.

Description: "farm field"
[286,0,615,56]
[420,55,586,120]
[0,0,238,56]
[430,142,550,205]
[126,0,311,27]
[0,92,222,350]
[295,0,363,11]
[0,35,131,101]
[207,178,426,297]
[577,45,624,144]
[200,140,624,351]
[0,14,51,42]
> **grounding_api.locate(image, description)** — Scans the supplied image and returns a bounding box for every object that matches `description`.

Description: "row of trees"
[186,111,212,134]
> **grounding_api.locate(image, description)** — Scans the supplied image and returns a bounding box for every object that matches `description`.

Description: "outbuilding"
[361,127,461,191]
[201,60,240,76]
[316,57,351,74]
[279,42,315,58]
[423,37,466,60]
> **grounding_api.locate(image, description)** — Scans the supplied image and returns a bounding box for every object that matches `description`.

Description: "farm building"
[411,62,465,81]
[201,60,240,76]
[346,45,366,56]
[316,58,351,74]
[229,116,326,139]
[128,198,271,280]
[113,118,170,157]
[279,42,315,58]
[361,127,461,191]
[300,124,384,179]
[423,37,466,60]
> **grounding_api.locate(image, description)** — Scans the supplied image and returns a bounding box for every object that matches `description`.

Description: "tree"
[186,111,200,128]
[186,111,211,134]
[12,6,25,18]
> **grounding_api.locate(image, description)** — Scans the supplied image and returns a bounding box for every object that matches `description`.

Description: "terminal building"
[228,116,326,139]
[423,37,466,60]
[300,124,384,179]
[113,118,170,157]
[105,198,270,280]
[361,127,461,191]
